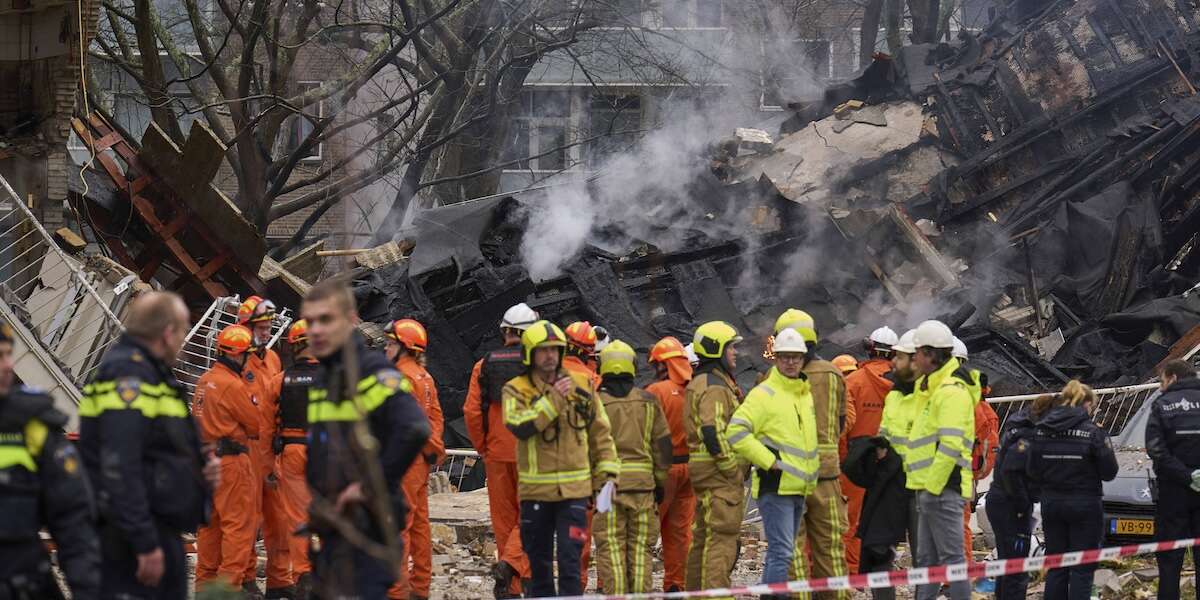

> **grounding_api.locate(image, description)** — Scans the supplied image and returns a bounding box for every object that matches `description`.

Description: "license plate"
[1110,518,1154,536]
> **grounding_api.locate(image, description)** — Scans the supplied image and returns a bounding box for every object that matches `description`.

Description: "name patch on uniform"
[55,444,80,475]
[116,378,141,405]
[377,369,407,392]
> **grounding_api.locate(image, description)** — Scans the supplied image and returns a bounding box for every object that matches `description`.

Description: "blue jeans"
[757,492,806,584]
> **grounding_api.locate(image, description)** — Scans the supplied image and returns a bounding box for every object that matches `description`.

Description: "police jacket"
[905,358,975,497]
[598,375,671,493]
[842,436,909,547]
[502,367,620,501]
[0,388,99,598]
[1146,377,1200,487]
[990,409,1038,512]
[79,335,209,553]
[306,332,431,538]
[728,367,819,498]
[278,358,320,442]
[685,361,743,493]
[1028,406,1118,499]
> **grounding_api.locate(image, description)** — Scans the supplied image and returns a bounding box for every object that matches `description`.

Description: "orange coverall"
[195,360,261,587]
[464,350,528,597]
[965,397,1000,561]
[243,349,293,589]
[645,356,694,592]
[390,356,445,600]
[274,359,319,582]
[839,358,893,574]
[562,354,600,590]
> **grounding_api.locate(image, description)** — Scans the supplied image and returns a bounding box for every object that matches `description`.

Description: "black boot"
[265,585,295,599]
[293,573,313,600]
[242,580,265,600]
[491,561,520,599]
[520,579,533,599]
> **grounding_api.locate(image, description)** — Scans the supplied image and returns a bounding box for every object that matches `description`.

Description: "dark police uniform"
[79,335,209,599]
[306,332,431,600]
[0,386,100,600]
[1028,405,1118,600]
[1146,377,1200,600]
[985,409,1037,600]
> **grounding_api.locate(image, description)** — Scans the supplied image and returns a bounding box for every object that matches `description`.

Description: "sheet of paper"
[595,480,616,513]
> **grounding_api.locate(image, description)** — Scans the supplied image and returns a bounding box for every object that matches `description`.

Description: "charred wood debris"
[338,0,1200,446]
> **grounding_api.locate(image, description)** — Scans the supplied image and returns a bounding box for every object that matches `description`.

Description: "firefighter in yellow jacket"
[684,321,745,591]
[728,327,819,595]
[503,321,620,598]
[775,309,850,600]
[592,340,672,594]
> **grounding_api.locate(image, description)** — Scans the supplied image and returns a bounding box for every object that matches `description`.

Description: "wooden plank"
[887,204,960,289]
[1152,324,1200,376]
[191,252,231,282]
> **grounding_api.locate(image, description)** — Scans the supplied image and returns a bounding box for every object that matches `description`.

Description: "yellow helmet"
[520,320,568,366]
[599,340,637,377]
[774,308,817,343]
[693,321,742,359]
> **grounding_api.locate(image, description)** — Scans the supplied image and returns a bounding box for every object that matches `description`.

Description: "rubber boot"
[242,580,265,600]
[265,586,296,599]
[294,573,313,600]
[492,561,520,599]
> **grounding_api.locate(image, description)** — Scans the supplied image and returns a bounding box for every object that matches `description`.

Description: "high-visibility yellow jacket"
[684,366,743,492]
[727,367,819,498]
[803,358,847,479]
[503,369,620,502]
[904,358,976,497]
[878,380,917,461]
[600,387,672,492]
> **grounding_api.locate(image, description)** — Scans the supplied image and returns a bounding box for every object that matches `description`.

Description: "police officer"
[301,281,431,599]
[0,320,100,599]
[1028,380,1118,600]
[79,291,217,599]
[276,320,317,598]
[1147,359,1200,600]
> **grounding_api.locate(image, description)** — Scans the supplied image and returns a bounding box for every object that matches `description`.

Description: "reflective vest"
[878,382,916,462]
[502,369,620,501]
[904,358,975,497]
[727,367,819,498]
[0,409,49,542]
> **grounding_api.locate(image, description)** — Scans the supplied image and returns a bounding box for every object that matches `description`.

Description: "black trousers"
[984,491,1033,600]
[310,533,396,600]
[1042,497,1103,600]
[1156,482,1200,600]
[99,523,187,600]
[858,490,919,600]
[520,498,589,598]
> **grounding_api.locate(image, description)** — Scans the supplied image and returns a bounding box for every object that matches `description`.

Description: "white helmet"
[952,337,968,361]
[684,343,699,366]
[893,330,918,354]
[594,326,611,352]
[501,303,539,331]
[772,328,808,354]
[868,326,899,348]
[913,320,955,349]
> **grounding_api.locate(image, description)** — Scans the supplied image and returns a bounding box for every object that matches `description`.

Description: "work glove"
[1190,469,1200,493]
[654,485,664,505]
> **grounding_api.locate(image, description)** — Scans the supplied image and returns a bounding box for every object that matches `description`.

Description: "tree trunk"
[885,0,904,55]
[860,0,885,65]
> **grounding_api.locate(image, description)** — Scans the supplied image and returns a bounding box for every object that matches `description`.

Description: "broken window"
[283,82,324,162]
[502,90,572,171]
[587,94,642,167]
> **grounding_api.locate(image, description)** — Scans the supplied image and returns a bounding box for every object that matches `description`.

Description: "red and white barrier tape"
[546,536,1200,599]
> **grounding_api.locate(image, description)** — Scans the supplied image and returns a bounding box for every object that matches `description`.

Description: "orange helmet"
[832,354,859,374]
[387,319,428,353]
[237,295,277,324]
[216,324,253,356]
[649,336,687,363]
[287,319,308,345]
[564,321,597,350]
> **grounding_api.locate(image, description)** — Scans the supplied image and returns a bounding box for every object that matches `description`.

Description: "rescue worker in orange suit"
[645,336,695,593]
[840,327,897,574]
[776,309,851,600]
[237,295,292,598]
[951,337,999,562]
[275,320,317,597]
[832,355,859,375]
[464,303,539,599]
[386,319,446,600]
[563,320,602,590]
[195,324,262,591]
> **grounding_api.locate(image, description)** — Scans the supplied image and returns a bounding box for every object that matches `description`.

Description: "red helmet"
[387,319,428,353]
[564,321,597,350]
[649,337,686,363]
[287,319,308,345]
[237,295,276,324]
[216,324,253,356]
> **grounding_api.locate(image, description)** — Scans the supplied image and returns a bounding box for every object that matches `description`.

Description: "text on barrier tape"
[545,536,1200,599]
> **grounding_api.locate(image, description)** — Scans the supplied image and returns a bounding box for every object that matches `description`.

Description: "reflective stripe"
[535,396,558,420]
[937,427,966,437]
[777,461,817,482]
[79,389,189,419]
[759,385,775,397]
[937,444,971,468]
[518,468,592,484]
[907,457,934,471]
[0,443,35,472]
[595,460,621,476]
[728,418,752,430]
[620,461,653,473]
[908,433,937,447]
[727,430,752,445]
[762,435,820,459]
[308,375,398,423]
